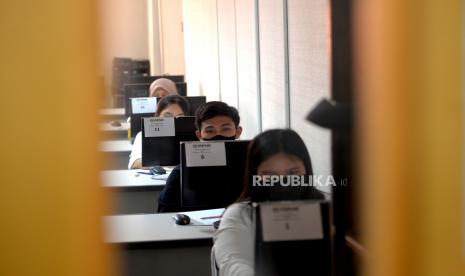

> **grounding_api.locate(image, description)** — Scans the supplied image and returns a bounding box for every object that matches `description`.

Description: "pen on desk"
[136,171,152,175]
[200,215,222,220]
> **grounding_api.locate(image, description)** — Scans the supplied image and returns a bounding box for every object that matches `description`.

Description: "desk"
[100,107,126,121]
[105,213,214,276]
[100,121,129,140]
[102,169,169,214]
[100,140,132,170]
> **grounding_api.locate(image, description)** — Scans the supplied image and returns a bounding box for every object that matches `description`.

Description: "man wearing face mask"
[157,101,243,212]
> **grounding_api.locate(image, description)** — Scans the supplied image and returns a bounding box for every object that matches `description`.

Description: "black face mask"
[202,135,237,141]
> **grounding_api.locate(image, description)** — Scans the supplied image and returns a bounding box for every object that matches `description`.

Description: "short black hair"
[195,101,240,130]
[155,95,190,116]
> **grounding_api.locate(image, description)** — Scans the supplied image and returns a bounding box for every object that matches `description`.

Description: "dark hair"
[155,95,190,116]
[238,129,324,202]
[195,101,240,130]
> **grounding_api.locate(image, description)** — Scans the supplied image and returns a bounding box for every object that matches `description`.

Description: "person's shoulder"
[168,165,181,176]
[226,201,252,213]
[165,165,181,184]
[133,131,142,144]
[222,201,253,226]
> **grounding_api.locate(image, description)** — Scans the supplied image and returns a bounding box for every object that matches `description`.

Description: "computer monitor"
[124,82,188,117]
[254,200,331,276]
[141,116,197,166]
[184,96,206,116]
[129,97,158,139]
[129,96,205,138]
[176,82,188,97]
[130,112,152,140]
[124,83,151,117]
[180,140,250,210]
[131,59,150,76]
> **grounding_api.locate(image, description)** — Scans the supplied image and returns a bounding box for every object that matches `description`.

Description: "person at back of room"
[128,95,190,169]
[212,129,325,276]
[157,101,243,212]
[149,77,178,98]
[127,77,178,143]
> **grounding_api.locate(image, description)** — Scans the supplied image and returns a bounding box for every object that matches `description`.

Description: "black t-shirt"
[157,165,182,212]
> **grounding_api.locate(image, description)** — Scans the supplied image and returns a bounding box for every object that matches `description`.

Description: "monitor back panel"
[254,201,331,276]
[128,95,201,138]
[185,96,206,116]
[124,82,186,115]
[141,116,197,166]
[130,112,153,139]
[176,82,187,97]
[180,140,250,210]
[124,83,150,117]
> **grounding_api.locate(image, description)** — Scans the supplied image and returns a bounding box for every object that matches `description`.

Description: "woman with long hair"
[213,129,324,275]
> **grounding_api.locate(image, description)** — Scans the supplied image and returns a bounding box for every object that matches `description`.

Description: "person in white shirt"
[128,95,190,169]
[212,129,324,276]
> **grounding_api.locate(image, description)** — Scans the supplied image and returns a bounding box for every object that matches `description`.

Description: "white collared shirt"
[213,201,254,276]
[128,131,142,169]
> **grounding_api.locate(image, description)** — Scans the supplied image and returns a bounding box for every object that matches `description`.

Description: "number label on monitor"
[260,202,323,242]
[131,97,157,114]
[185,142,227,167]
[143,117,175,137]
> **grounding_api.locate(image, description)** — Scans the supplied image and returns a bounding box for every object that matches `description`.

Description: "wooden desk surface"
[104,213,215,244]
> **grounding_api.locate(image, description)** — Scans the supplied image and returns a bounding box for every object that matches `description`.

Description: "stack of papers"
[151,174,169,180]
[179,208,225,225]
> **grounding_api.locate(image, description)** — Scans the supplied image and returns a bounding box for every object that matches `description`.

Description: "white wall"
[258,0,288,130]
[288,0,331,191]
[235,0,261,139]
[217,0,239,108]
[159,0,185,74]
[182,0,332,184]
[148,0,162,76]
[99,0,156,105]
[182,0,220,100]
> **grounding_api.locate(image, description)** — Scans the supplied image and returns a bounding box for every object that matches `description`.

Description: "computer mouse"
[172,214,190,225]
[110,120,122,127]
[150,165,166,175]
[213,220,221,230]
